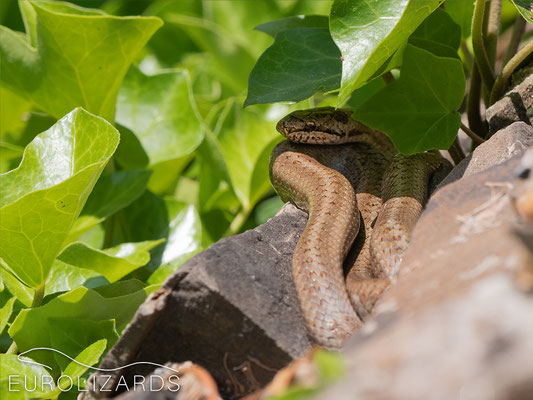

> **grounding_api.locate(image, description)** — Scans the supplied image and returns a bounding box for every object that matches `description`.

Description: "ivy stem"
[466,64,488,137]
[449,138,466,165]
[491,37,533,104]
[31,285,45,308]
[460,122,486,145]
[485,0,501,70]
[472,0,495,91]
[460,41,473,76]
[6,285,45,355]
[503,17,526,66]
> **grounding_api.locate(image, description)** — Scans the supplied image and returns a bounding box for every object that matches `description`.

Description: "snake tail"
[270,143,362,348]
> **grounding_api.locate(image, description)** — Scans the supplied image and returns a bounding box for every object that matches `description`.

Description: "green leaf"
[57,240,164,283]
[0,86,30,138]
[0,354,56,399]
[82,170,152,220]
[330,0,443,104]
[408,8,461,58]
[245,28,341,106]
[120,193,203,272]
[0,269,33,308]
[510,0,533,23]
[45,261,107,297]
[0,108,119,289]
[0,0,162,121]
[354,45,464,154]
[116,66,204,192]
[445,0,475,38]
[147,250,199,285]
[254,15,329,37]
[60,339,107,390]
[217,103,283,209]
[8,281,149,372]
[0,297,15,333]
[48,319,113,372]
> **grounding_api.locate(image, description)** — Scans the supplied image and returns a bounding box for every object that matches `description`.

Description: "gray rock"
[486,72,533,133]
[83,204,311,400]
[438,122,533,187]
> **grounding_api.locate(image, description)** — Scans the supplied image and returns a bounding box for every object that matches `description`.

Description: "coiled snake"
[269,107,451,349]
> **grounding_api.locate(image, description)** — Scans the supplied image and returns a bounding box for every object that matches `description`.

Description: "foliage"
[0,0,530,398]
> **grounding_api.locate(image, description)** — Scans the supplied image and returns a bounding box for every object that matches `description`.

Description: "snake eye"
[304,121,316,130]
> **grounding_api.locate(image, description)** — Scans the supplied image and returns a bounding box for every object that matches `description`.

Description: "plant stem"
[449,138,466,165]
[460,41,473,76]
[503,17,526,66]
[472,0,495,91]
[485,0,501,70]
[466,64,488,138]
[31,285,45,308]
[460,122,486,145]
[491,38,533,104]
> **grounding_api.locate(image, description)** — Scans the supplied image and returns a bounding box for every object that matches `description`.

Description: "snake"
[269,107,451,349]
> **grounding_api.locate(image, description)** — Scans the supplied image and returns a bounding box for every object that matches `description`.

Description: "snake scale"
[269,107,451,348]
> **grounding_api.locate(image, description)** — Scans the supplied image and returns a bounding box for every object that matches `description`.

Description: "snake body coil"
[270,107,450,348]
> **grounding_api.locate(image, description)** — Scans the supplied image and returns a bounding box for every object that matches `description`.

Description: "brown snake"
[269,107,451,348]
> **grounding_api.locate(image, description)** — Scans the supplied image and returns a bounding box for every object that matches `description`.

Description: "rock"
[83,204,311,400]
[438,121,533,187]
[317,155,533,400]
[486,72,533,133]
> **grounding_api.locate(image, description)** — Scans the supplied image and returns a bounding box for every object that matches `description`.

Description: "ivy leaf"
[254,15,329,37]
[48,320,114,372]
[408,8,461,58]
[8,280,150,373]
[45,261,106,297]
[0,0,162,122]
[116,66,204,193]
[57,240,164,283]
[354,45,465,154]
[120,193,203,275]
[0,297,15,333]
[217,102,283,210]
[59,339,107,391]
[0,354,56,399]
[67,169,152,242]
[330,0,443,104]
[445,0,475,38]
[510,0,533,23]
[0,108,119,289]
[244,28,341,106]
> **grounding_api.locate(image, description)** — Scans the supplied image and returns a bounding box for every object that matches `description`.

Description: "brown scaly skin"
[270,107,451,348]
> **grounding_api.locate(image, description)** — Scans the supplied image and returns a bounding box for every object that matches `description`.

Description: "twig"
[472,0,496,91]
[491,38,533,104]
[460,122,486,145]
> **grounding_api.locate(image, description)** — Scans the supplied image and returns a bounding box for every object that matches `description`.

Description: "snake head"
[276,107,359,144]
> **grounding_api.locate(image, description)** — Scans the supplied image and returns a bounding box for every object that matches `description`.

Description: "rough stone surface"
[317,156,533,400]
[438,121,533,187]
[486,72,533,133]
[84,205,311,400]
